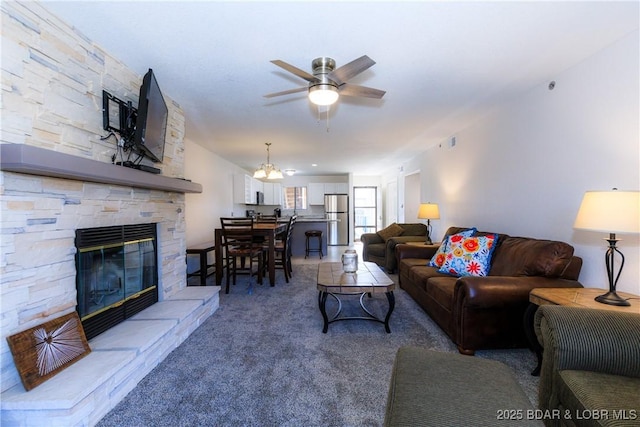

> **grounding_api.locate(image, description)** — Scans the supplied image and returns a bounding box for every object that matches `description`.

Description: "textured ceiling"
[43,1,639,176]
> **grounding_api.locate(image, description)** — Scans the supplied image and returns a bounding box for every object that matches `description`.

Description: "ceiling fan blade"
[263,86,308,98]
[338,83,386,99]
[270,60,317,82]
[328,55,376,85]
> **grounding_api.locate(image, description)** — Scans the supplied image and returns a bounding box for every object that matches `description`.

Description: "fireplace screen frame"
[75,224,159,340]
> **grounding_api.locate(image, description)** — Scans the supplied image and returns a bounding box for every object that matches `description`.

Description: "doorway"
[353,186,377,241]
[404,172,420,222]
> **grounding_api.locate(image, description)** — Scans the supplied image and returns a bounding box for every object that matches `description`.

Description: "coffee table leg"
[318,291,329,333]
[384,291,395,333]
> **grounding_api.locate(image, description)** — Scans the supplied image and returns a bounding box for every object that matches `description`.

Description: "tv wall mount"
[102,90,137,148]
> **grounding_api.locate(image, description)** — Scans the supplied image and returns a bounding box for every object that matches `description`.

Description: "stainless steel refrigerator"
[324,194,349,245]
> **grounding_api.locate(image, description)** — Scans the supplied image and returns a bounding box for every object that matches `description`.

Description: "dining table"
[214,221,287,287]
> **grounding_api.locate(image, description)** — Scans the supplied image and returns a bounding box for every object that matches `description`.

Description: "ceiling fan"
[264,55,386,106]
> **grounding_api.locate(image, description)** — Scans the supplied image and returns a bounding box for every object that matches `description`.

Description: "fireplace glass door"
[75,224,158,339]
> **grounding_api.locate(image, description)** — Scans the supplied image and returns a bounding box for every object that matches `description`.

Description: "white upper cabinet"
[234,174,266,204]
[308,182,349,205]
[263,182,282,205]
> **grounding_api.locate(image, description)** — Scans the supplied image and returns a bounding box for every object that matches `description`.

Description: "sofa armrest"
[361,232,383,261]
[395,243,439,261]
[361,232,383,246]
[534,306,640,414]
[383,237,433,272]
[535,306,640,377]
[453,276,582,309]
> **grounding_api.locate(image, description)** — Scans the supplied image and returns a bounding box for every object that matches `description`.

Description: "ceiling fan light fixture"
[308,84,339,106]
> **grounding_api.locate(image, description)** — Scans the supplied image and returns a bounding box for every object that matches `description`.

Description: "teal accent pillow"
[428,228,477,268]
[437,233,498,277]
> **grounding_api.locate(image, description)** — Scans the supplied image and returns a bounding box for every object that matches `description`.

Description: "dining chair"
[255,214,278,273]
[220,217,263,294]
[256,215,278,223]
[270,215,296,283]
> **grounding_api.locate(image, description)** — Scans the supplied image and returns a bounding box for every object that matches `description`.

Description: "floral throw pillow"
[428,228,477,268]
[437,234,498,277]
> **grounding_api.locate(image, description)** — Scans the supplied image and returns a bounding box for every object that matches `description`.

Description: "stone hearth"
[1,287,218,426]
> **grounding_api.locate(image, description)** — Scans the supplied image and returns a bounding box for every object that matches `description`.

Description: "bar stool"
[305,230,323,259]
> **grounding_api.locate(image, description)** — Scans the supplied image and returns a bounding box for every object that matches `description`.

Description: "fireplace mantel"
[1,144,202,194]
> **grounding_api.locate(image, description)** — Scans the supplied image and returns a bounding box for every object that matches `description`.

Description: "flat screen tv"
[133,69,168,163]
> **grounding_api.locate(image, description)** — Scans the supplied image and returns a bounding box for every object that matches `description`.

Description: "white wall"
[417,30,639,294]
[404,172,421,223]
[184,139,249,246]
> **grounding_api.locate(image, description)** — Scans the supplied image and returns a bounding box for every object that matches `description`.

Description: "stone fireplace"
[0,145,218,426]
[0,3,218,424]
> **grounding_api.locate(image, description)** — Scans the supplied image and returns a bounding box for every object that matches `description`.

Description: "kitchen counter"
[279,217,338,223]
[297,218,337,223]
[290,221,329,257]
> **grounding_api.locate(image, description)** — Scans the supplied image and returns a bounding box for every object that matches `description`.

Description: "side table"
[524,287,640,375]
[405,241,440,247]
[186,241,216,285]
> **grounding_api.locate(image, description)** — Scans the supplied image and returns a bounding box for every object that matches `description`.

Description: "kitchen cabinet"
[263,182,282,205]
[325,183,349,194]
[308,182,349,205]
[233,174,263,204]
[308,183,325,205]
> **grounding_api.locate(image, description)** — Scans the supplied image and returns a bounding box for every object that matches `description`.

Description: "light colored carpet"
[97,264,538,427]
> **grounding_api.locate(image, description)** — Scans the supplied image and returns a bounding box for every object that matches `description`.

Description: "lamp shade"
[574,190,640,234]
[253,168,267,179]
[417,203,440,220]
[267,168,283,180]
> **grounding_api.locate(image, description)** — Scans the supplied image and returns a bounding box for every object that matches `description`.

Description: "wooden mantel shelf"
[0,144,202,194]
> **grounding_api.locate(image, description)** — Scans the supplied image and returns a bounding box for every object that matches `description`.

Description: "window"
[283,187,308,210]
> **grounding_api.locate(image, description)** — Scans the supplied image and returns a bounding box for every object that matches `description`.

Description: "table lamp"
[573,189,640,306]
[417,203,440,245]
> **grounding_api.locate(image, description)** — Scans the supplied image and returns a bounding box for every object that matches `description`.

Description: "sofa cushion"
[429,228,477,268]
[405,265,448,292]
[557,370,640,425]
[425,277,458,309]
[490,237,574,277]
[377,223,404,242]
[438,234,498,277]
[366,242,386,258]
[384,347,538,427]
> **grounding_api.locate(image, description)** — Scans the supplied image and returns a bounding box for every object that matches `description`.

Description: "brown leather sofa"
[361,223,427,273]
[396,227,583,355]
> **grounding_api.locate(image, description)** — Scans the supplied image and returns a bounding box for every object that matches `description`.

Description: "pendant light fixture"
[253,143,283,180]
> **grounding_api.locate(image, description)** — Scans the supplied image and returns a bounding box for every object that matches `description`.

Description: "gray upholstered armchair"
[535,305,640,427]
[361,223,427,273]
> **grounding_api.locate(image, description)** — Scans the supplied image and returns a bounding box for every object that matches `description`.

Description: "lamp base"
[595,291,631,307]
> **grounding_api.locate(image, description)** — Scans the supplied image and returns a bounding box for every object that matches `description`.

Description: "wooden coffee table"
[317,262,395,333]
[525,287,640,375]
